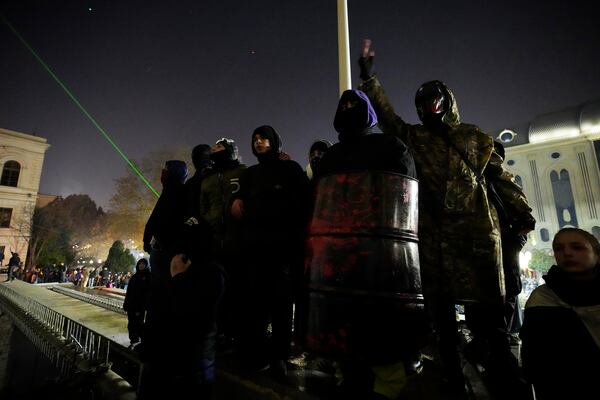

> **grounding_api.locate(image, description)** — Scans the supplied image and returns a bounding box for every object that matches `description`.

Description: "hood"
[162,160,188,187]
[191,144,212,171]
[415,80,460,129]
[135,258,149,273]
[334,89,378,141]
[308,139,332,158]
[251,125,282,161]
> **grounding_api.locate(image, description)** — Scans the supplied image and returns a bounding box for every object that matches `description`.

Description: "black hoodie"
[318,90,416,178]
[235,125,310,250]
[123,260,151,312]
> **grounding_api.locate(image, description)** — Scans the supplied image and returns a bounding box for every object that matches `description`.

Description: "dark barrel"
[305,171,427,363]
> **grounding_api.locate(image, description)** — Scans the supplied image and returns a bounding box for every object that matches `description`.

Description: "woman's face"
[553,231,599,274]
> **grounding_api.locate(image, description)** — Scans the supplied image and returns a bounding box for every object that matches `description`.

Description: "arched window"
[550,169,578,228]
[1,161,21,187]
[540,228,550,242]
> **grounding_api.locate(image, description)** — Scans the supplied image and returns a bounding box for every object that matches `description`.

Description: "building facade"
[0,128,50,265]
[497,99,600,251]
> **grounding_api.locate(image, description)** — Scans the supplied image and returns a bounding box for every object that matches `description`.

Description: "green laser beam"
[0,13,160,198]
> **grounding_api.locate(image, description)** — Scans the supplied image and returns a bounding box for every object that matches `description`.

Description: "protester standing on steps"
[357,39,535,398]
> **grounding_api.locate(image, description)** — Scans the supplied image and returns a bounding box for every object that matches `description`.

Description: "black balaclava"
[309,139,332,172]
[333,89,378,142]
[210,138,239,168]
[251,125,282,163]
[191,144,212,171]
[161,160,188,186]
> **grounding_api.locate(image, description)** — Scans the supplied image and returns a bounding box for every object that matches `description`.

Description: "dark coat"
[199,160,246,255]
[143,183,188,254]
[8,254,20,267]
[318,134,416,178]
[123,268,151,312]
[236,126,310,253]
[169,261,225,376]
[184,173,204,218]
[236,158,310,252]
[520,266,600,399]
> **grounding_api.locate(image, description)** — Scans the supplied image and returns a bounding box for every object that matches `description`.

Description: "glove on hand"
[358,39,375,80]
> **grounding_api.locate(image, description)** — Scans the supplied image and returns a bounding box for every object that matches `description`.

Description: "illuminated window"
[550,169,579,228]
[1,161,21,187]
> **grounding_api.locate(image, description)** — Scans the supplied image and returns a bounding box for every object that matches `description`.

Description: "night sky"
[2,0,599,207]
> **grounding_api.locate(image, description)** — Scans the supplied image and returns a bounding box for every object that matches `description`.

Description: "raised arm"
[357,39,411,143]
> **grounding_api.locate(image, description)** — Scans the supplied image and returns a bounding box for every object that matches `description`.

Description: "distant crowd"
[3,255,133,290]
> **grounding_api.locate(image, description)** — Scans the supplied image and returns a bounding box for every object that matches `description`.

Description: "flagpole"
[337,0,351,95]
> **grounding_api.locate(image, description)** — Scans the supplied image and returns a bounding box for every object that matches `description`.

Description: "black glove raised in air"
[358,39,375,80]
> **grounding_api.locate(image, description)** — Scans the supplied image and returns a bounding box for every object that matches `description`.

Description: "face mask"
[415,82,448,123]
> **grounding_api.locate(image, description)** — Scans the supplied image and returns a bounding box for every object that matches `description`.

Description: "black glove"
[358,54,374,81]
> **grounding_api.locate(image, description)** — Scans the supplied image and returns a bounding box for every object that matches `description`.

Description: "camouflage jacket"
[199,163,246,255]
[359,76,533,303]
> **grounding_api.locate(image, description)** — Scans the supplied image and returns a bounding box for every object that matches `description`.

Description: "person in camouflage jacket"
[200,138,246,343]
[357,39,535,396]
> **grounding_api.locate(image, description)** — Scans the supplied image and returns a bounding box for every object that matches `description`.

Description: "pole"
[337,0,352,95]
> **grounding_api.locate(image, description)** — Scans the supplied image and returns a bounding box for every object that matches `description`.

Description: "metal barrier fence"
[50,285,126,315]
[0,284,113,375]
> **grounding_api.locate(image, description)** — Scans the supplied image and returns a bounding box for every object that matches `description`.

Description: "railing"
[50,285,126,315]
[0,284,113,367]
[0,283,139,399]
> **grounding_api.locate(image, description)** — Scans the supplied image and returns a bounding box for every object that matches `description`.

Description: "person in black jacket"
[231,125,310,375]
[520,228,600,399]
[317,89,416,179]
[307,139,331,180]
[138,218,224,400]
[184,144,212,218]
[143,160,189,315]
[123,258,151,347]
[140,160,189,394]
[200,138,246,345]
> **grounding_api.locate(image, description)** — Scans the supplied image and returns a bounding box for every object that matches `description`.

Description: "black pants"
[428,297,464,384]
[127,310,145,343]
[465,302,521,379]
[240,257,294,363]
[216,252,241,341]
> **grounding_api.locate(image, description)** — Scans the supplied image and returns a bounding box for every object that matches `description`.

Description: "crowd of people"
[4,260,133,289]
[4,38,598,400]
[120,39,600,400]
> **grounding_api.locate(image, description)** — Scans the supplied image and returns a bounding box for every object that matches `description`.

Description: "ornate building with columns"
[0,128,50,265]
[497,99,600,251]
